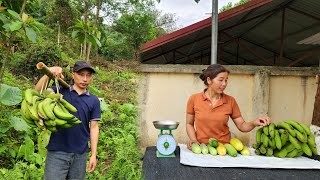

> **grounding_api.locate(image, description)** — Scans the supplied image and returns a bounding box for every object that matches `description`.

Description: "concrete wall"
[138,64,318,148]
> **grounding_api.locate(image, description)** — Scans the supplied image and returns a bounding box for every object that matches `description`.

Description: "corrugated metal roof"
[140,0,320,67]
[297,32,320,45]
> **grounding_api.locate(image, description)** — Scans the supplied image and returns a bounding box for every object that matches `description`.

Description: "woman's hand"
[253,116,271,127]
[187,139,199,150]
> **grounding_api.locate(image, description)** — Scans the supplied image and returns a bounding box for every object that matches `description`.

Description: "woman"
[186,64,271,149]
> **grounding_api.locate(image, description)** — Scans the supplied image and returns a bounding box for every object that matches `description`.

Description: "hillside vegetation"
[0,59,143,179]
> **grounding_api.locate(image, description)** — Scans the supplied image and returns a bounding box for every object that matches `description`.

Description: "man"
[35,60,100,180]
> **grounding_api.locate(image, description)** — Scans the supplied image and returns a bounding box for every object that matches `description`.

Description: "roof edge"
[142,0,273,53]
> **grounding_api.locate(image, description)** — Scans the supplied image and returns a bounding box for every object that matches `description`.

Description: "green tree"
[220,0,251,12]
[0,3,42,83]
[113,11,157,60]
[46,0,76,32]
[70,19,101,59]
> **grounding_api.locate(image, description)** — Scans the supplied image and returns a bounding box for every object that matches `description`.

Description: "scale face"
[156,134,176,156]
[153,120,179,158]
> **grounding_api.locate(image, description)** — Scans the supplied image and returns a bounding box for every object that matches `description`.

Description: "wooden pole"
[36,62,70,88]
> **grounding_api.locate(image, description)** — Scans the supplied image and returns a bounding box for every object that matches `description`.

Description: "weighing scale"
[153,120,179,158]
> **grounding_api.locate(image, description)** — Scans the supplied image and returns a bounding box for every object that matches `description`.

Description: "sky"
[156,0,240,28]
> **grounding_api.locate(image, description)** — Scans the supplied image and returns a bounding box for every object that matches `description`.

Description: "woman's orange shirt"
[186,90,241,144]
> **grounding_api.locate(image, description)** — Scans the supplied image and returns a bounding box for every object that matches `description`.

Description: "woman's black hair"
[199,64,230,85]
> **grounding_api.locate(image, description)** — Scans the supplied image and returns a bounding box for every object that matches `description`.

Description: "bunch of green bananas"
[253,120,318,158]
[20,88,81,132]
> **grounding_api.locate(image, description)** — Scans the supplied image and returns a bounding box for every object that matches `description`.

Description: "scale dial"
[156,134,176,155]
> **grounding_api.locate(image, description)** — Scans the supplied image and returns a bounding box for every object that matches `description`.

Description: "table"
[143,146,320,180]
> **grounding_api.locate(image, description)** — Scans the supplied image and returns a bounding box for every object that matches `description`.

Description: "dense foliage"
[0,60,143,179]
[219,0,251,12]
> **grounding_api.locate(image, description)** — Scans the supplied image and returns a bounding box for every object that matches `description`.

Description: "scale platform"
[153,120,179,158]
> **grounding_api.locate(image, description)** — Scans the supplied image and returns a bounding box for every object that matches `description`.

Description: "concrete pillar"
[138,73,150,148]
[312,74,320,126]
[250,70,270,145]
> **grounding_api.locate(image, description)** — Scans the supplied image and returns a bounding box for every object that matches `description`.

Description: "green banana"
[274,148,288,158]
[53,104,74,120]
[41,90,54,97]
[20,109,37,128]
[277,122,296,137]
[74,119,82,124]
[24,89,33,105]
[278,129,287,134]
[283,143,295,153]
[46,126,57,133]
[274,130,282,150]
[29,96,42,121]
[268,123,275,138]
[307,133,316,147]
[21,100,34,122]
[37,119,47,131]
[266,148,273,156]
[46,93,62,99]
[288,134,301,150]
[309,145,318,155]
[54,118,68,126]
[33,118,42,128]
[294,150,304,157]
[28,102,40,121]
[44,119,56,127]
[259,145,266,154]
[306,133,318,155]
[32,95,41,105]
[37,100,48,120]
[20,91,84,132]
[60,99,77,112]
[285,120,305,134]
[280,130,289,145]
[269,138,276,149]
[263,126,269,136]
[43,98,56,120]
[301,143,312,157]
[252,143,260,149]
[68,117,82,124]
[60,123,73,128]
[295,129,307,143]
[300,123,311,135]
[256,128,263,144]
[262,133,269,147]
[254,149,261,155]
[58,102,69,113]
[286,149,299,158]
[21,112,36,127]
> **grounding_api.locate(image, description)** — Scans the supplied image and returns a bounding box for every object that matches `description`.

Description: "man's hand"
[86,155,97,173]
[49,66,64,78]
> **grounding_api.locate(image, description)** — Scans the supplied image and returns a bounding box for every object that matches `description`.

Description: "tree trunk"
[86,0,101,62]
[82,1,89,59]
[19,0,27,17]
[312,74,320,126]
[83,38,87,59]
[0,47,10,84]
[57,22,60,47]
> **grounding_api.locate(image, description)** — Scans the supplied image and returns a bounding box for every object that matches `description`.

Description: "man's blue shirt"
[47,86,101,153]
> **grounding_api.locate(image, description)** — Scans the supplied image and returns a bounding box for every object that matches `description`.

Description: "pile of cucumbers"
[20,88,81,132]
[253,120,318,158]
